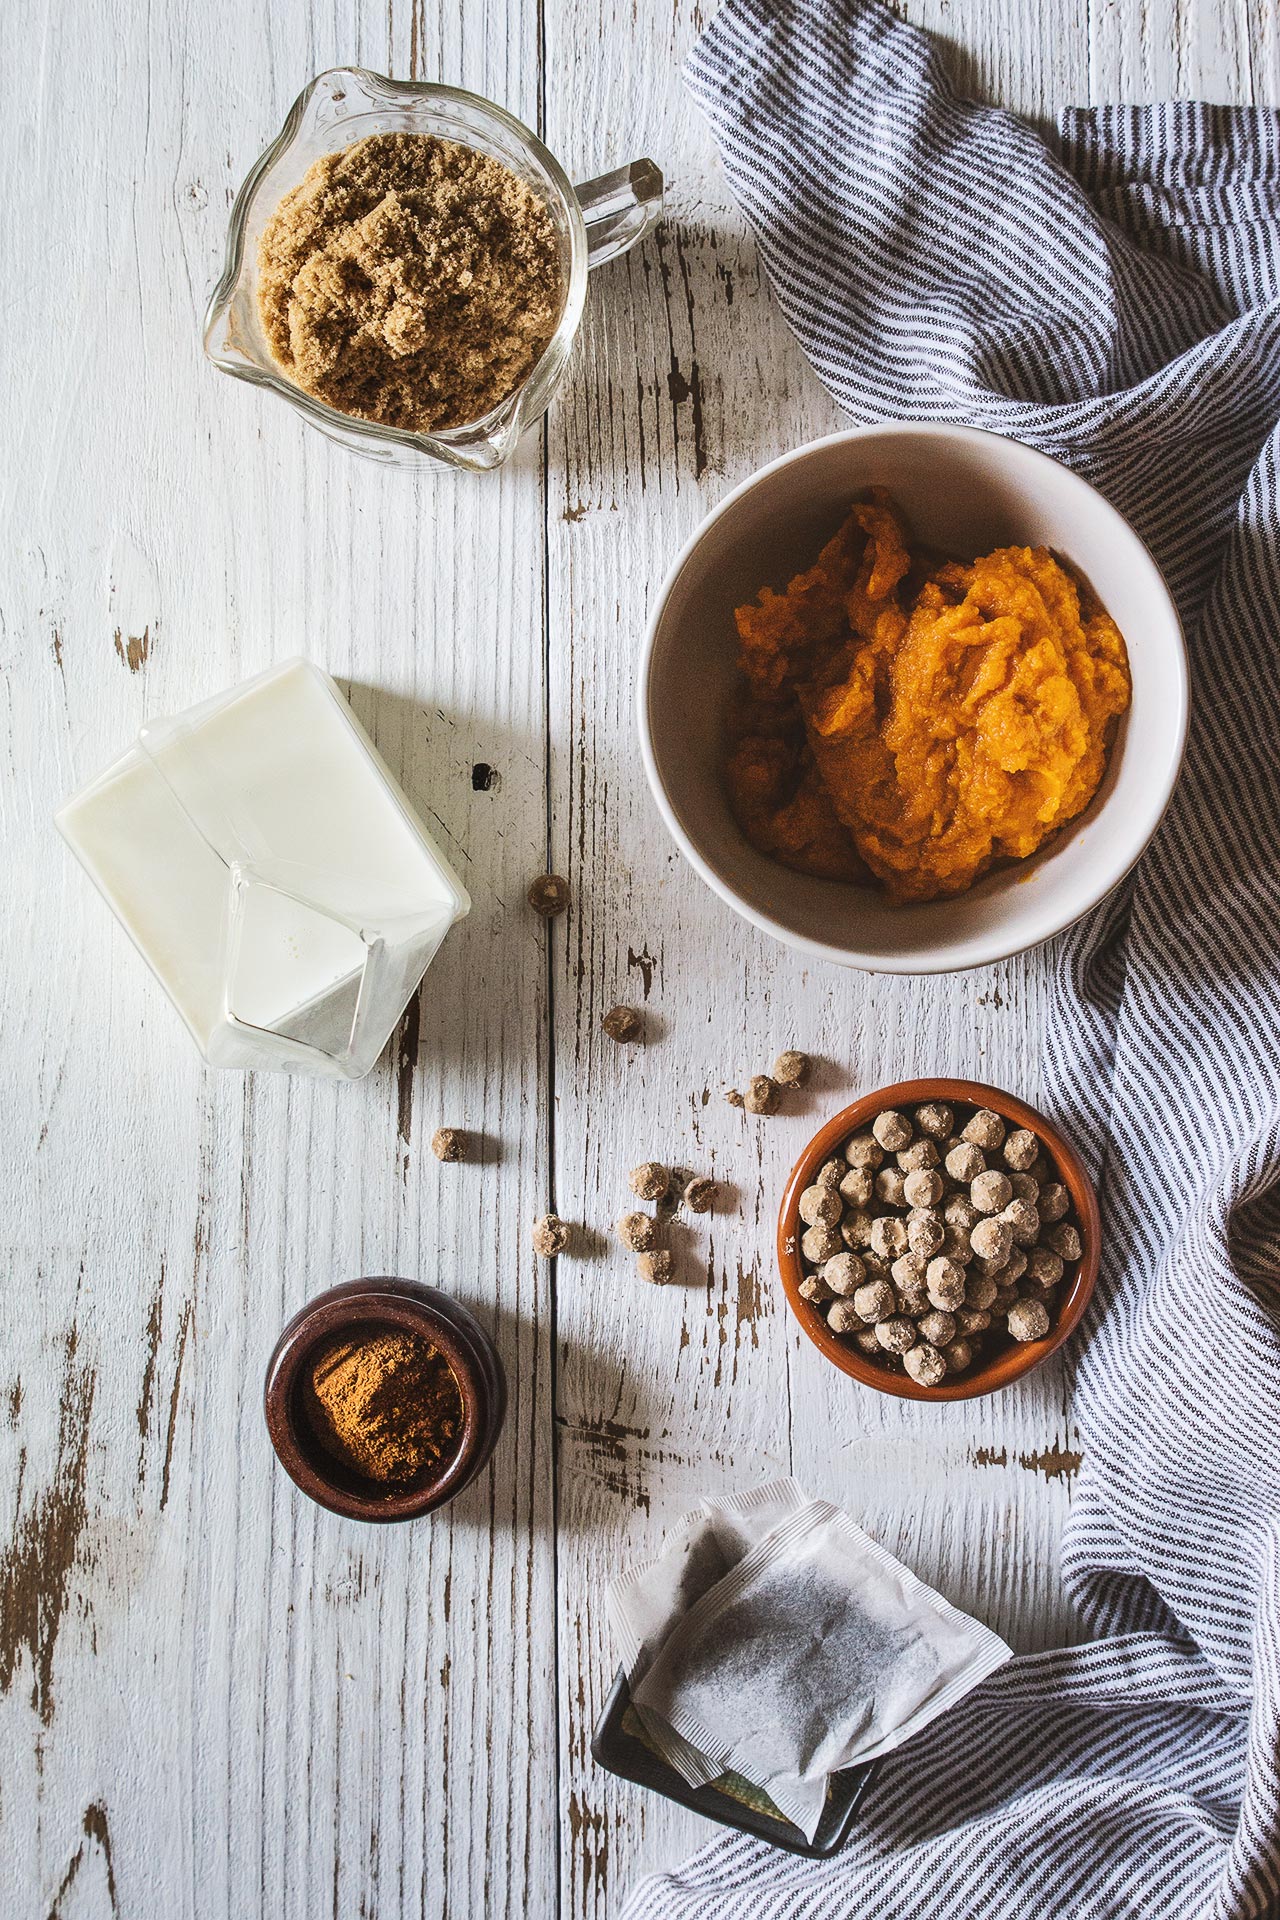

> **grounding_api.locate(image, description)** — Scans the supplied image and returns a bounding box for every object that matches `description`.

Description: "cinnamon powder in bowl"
[264,1278,506,1521]
[303,1325,463,1485]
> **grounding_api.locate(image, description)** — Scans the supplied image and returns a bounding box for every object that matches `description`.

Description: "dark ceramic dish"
[591,1669,878,1856]
[263,1277,506,1521]
[779,1078,1100,1402]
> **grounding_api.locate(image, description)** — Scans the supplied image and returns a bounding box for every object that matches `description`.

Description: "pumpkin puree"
[725,490,1131,902]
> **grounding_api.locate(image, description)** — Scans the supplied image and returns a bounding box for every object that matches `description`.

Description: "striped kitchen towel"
[623,3,1280,1917]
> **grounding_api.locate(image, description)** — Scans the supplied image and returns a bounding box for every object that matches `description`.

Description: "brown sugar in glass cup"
[778,1078,1100,1402]
[264,1278,506,1520]
[204,68,663,472]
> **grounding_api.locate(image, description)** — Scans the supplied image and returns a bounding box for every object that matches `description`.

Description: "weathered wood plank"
[1089,0,1280,106]
[1,2,555,1917]
[540,3,1080,1914]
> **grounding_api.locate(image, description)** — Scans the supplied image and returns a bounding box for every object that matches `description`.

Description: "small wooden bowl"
[778,1079,1099,1401]
[263,1278,506,1520]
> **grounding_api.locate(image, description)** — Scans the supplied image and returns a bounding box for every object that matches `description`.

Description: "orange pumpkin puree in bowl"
[725,490,1132,903]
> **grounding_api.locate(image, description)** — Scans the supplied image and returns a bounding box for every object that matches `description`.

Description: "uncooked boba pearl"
[919,1309,957,1347]
[1025,1244,1065,1287]
[1002,1128,1039,1171]
[1007,1298,1050,1342]
[799,1184,842,1227]
[925,1257,966,1310]
[844,1132,884,1170]
[945,1142,986,1184]
[903,1168,945,1209]
[869,1216,909,1261]
[827,1299,864,1335]
[854,1279,896,1323]
[970,1216,1012,1266]
[964,1273,999,1311]
[801,1223,843,1264]
[872,1110,913,1151]
[985,1247,1027,1288]
[875,1167,909,1209]
[904,1342,947,1386]
[940,1227,976,1266]
[839,1167,874,1209]
[1000,1198,1041,1246]
[962,1109,1006,1150]
[971,1169,1013,1214]
[895,1278,930,1316]
[841,1210,876,1249]
[907,1210,945,1257]
[822,1252,866,1297]
[890,1254,929,1314]
[891,1251,928,1290]
[875,1315,917,1354]
[1046,1221,1083,1263]
[943,1191,979,1230]
[1038,1182,1070,1223]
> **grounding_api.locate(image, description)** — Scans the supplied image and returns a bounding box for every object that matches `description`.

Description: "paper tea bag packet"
[611,1480,812,1791]
[610,1483,1011,1840]
[56,659,469,1078]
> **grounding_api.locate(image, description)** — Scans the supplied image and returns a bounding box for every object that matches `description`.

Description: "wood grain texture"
[2,2,1278,1918]
[2,2,555,1918]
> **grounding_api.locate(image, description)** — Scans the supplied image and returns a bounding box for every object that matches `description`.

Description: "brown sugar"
[257,132,563,432]
[304,1325,463,1485]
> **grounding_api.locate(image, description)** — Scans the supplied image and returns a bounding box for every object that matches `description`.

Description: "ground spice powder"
[256,131,563,432]
[304,1325,463,1485]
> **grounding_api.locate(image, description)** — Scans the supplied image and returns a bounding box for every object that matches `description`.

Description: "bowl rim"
[637,421,1189,975]
[776,1078,1101,1401]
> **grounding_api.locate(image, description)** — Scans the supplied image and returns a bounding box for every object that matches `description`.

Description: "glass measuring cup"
[203,69,663,472]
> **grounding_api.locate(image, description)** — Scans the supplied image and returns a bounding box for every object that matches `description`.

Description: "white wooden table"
[4,2,1275,1914]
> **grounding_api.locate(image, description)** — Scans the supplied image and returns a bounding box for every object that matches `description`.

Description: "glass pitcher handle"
[574,160,664,267]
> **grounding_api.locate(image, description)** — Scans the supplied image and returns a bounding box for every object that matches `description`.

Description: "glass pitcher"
[55,660,470,1080]
[203,69,664,472]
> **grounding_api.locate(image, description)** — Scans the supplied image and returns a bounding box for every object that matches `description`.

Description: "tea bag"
[610,1478,809,1681]
[611,1484,1010,1840]
[610,1479,810,1787]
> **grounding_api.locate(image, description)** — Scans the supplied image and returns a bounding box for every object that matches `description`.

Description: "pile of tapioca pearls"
[794,1101,1083,1386]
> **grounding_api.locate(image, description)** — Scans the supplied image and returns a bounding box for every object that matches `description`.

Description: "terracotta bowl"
[263,1277,506,1520]
[778,1079,1100,1401]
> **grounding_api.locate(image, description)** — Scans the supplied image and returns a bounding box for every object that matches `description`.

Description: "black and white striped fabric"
[623,3,1280,1915]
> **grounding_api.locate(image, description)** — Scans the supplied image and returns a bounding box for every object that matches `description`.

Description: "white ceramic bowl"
[639,424,1187,974]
